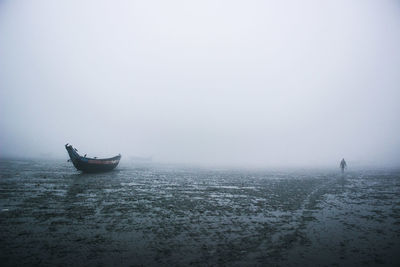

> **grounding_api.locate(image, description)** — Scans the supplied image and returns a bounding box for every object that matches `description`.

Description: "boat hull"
[65,144,121,173]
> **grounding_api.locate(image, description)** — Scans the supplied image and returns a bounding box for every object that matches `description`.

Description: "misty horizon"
[1,0,400,168]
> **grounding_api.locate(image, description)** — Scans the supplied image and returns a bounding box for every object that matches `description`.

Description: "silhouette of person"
[340,158,347,173]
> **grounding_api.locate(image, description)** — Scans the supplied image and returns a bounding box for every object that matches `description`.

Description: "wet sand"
[1,159,399,266]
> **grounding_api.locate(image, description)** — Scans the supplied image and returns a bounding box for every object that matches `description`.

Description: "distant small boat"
[130,155,152,162]
[65,144,121,173]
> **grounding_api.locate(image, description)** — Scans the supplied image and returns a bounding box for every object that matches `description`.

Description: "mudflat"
[1,159,399,266]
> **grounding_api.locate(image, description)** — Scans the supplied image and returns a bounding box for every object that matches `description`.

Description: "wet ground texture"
[1,159,400,266]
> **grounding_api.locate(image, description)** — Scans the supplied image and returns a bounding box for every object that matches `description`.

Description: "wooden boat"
[65,144,121,173]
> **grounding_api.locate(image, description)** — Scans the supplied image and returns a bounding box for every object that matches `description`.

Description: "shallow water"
[0,159,399,266]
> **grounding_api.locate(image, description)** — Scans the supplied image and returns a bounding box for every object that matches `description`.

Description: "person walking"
[340,158,347,173]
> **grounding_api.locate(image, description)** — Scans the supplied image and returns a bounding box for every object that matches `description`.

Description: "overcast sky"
[1,0,399,167]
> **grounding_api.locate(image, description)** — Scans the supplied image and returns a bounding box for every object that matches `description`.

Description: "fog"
[1,0,399,167]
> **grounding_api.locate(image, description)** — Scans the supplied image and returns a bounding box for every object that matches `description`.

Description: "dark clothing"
[340,159,347,172]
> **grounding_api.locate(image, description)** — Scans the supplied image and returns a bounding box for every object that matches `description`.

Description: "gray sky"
[1,0,399,167]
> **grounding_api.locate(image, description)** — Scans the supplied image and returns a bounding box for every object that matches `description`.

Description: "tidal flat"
[1,159,399,266]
